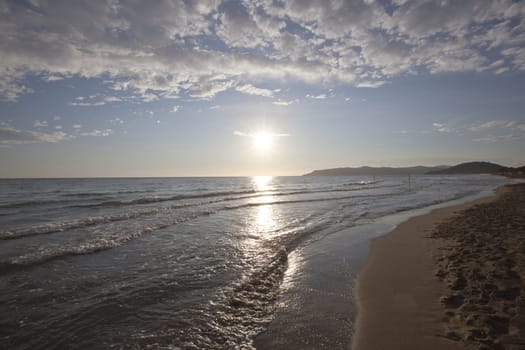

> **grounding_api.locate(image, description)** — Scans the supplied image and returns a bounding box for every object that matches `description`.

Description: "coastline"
[352,184,521,350]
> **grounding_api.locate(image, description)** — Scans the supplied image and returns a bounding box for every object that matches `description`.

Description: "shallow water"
[0,175,510,349]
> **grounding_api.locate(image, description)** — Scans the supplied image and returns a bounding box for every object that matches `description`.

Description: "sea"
[0,175,513,349]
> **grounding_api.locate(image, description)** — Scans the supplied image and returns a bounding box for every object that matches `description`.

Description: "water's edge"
[254,185,504,349]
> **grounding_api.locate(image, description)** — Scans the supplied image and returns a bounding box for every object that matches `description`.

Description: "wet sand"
[353,184,525,350]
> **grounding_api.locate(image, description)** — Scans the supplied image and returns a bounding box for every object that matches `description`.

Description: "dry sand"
[353,184,525,350]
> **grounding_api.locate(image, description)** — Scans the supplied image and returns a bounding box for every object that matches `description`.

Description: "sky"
[0,0,524,177]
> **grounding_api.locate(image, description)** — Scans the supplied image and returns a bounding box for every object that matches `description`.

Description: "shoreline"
[352,185,518,350]
[253,183,516,349]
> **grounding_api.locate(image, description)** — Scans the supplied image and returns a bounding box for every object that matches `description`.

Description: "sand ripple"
[433,183,525,350]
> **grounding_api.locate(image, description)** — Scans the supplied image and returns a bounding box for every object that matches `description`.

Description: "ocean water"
[0,175,510,349]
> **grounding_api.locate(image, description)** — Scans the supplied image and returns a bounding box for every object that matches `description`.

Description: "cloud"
[306,94,327,99]
[472,134,521,142]
[233,130,247,136]
[189,80,234,100]
[432,123,455,133]
[216,1,283,49]
[69,95,123,107]
[80,129,113,137]
[233,130,290,137]
[46,75,65,81]
[109,118,124,125]
[356,81,386,88]
[141,92,159,102]
[433,119,525,142]
[104,96,121,103]
[272,100,294,106]
[0,127,71,145]
[69,101,106,107]
[0,1,524,102]
[469,120,525,132]
[33,120,48,127]
[235,84,274,97]
[516,124,525,132]
[0,69,33,102]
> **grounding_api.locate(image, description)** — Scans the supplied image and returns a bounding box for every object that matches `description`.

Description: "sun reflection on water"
[240,176,281,251]
[239,202,282,265]
[254,204,277,235]
[251,176,276,205]
[237,176,303,303]
[252,175,273,192]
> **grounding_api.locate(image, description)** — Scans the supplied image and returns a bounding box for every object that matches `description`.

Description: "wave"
[60,190,151,197]
[354,189,482,223]
[1,185,403,241]
[6,243,289,349]
[0,181,396,213]
[224,191,403,211]
[168,208,359,349]
[0,210,215,274]
[0,184,406,274]
[0,192,372,273]
[0,190,268,240]
[0,204,195,240]
[72,183,400,209]
[75,189,258,208]
[0,198,84,209]
[344,180,379,186]
[168,243,288,349]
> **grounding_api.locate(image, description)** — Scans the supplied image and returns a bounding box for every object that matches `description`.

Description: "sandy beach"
[353,183,525,350]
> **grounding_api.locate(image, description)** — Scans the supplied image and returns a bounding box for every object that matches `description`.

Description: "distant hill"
[303,165,448,176]
[303,162,525,177]
[426,162,507,175]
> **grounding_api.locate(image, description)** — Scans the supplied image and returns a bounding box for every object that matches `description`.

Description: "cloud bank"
[0,127,71,145]
[432,119,525,142]
[0,0,524,102]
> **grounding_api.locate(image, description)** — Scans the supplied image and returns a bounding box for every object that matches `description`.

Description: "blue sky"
[1,0,524,177]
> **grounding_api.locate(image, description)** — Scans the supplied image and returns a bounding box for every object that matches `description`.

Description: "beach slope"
[353,184,525,350]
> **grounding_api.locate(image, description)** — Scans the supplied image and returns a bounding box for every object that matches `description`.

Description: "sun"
[252,131,273,151]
